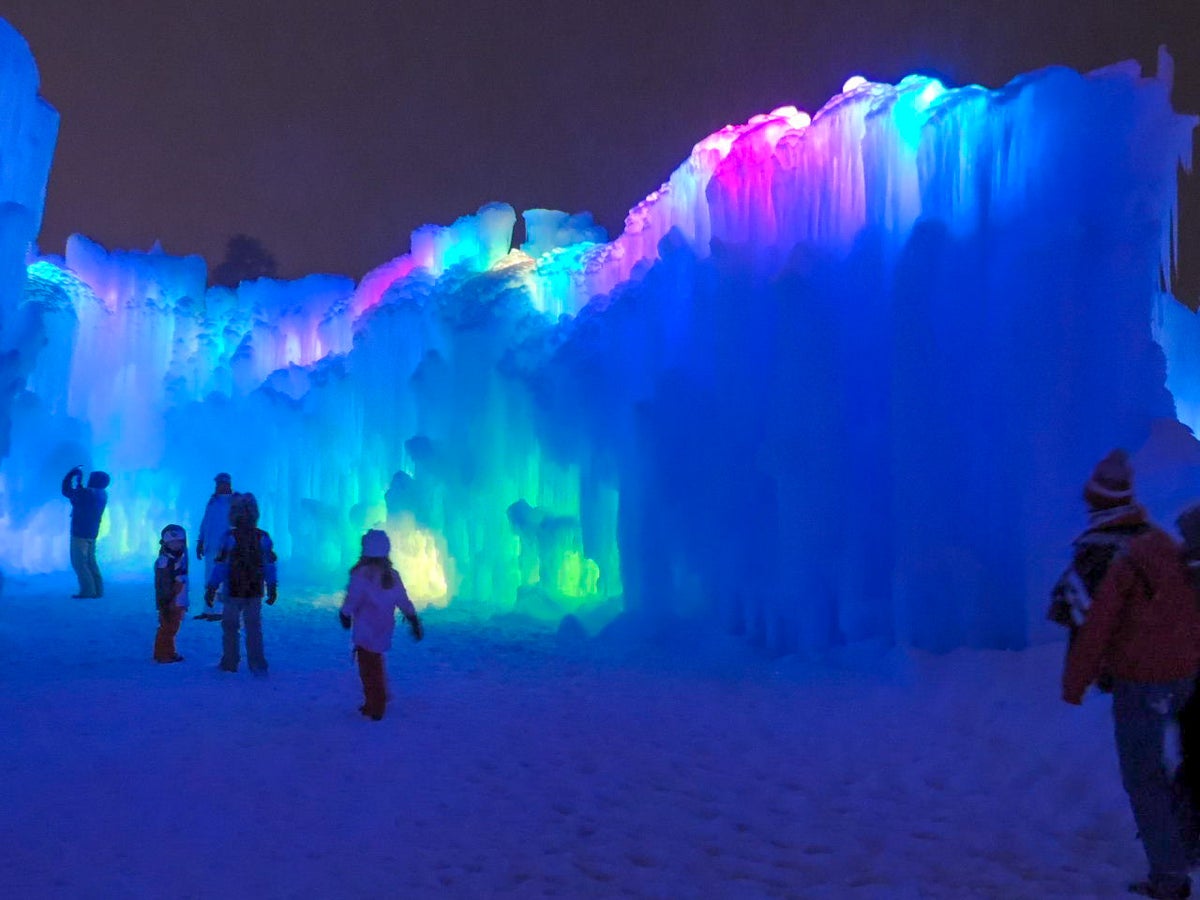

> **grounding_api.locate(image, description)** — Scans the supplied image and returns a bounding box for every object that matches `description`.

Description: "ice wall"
[3,39,1197,653]
[0,19,58,462]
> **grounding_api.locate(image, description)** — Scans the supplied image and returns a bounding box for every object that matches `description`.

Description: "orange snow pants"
[154,606,184,661]
[355,648,387,719]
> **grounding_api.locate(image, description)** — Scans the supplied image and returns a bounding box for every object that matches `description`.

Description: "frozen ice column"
[0,17,59,458]
[0,19,56,239]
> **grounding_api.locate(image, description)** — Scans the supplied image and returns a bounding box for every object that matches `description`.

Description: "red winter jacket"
[1063,525,1200,704]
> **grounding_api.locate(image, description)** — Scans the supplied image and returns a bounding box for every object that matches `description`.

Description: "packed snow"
[0,572,1163,898]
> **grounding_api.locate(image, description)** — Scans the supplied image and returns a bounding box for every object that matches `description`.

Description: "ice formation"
[1,19,1196,653]
[0,19,57,460]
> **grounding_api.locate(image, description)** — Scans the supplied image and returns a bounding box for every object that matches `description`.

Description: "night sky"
[4,1,1198,282]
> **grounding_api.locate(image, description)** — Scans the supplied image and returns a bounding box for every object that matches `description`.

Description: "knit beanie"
[362,529,391,558]
[1083,449,1134,510]
[229,492,259,527]
[160,524,186,546]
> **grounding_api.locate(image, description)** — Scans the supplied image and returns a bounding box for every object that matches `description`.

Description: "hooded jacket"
[340,563,417,653]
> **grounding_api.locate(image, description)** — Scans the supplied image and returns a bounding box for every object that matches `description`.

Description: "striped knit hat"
[1083,449,1134,510]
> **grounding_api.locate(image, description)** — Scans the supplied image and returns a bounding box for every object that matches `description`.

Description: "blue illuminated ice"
[1,29,1197,656]
[0,18,58,462]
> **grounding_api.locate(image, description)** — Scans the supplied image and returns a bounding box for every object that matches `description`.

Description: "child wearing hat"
[204,492,277,675]
[339,529,423,720]
[154,524,190,663]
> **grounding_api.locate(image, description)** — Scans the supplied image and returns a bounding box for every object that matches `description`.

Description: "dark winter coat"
[1048,506,1150,631]
[206,528,277,599]
[61,470,110,539]
[1063,524,1200,703]
[155,547,189,611]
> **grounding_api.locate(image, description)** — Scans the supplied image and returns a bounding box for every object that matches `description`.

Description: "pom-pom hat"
[1084,449,1134,510]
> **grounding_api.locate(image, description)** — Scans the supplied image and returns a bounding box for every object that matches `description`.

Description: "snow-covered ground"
[0,573,1159,898]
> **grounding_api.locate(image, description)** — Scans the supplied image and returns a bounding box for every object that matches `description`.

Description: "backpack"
[1048,564,1092,628]
[1047,529,1142,631]
[228,527,265,597]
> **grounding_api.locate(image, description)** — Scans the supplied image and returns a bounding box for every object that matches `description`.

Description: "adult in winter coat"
[1048,450,1154,684]
[61,466,110,598]
[1062,452,1200,900]
[339,529,422,721]
[1173,504,1200,860]
[203,492,277,675]
[195,472,234,621]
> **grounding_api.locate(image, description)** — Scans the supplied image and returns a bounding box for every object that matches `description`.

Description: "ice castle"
[1,16,1197,653]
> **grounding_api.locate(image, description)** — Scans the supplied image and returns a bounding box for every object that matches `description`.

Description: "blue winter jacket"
[61,470,110,539]
[206,528,278,598]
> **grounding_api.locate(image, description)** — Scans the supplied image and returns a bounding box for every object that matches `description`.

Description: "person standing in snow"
[195,472,234,621]
[1172,504,1200,860]
[203,492,277,676]
[339,529,422,721]
[153,524,189,664]
[1048,450,1153,679]
[60,466,110,599]
[1062,451,1200,900]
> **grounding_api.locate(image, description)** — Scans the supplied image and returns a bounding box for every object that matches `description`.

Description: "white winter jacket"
[340,565,417,653]
[199,493,233,555]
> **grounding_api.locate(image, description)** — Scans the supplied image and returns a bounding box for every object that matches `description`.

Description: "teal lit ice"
[1,20,1196,650]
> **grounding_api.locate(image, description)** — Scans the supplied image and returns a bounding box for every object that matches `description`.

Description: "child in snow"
[339,529,422,721]
[203,492,277,675]
[153,524,189,663]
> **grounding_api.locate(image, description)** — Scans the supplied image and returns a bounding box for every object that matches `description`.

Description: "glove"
[196,541,205,560]
[408,614,424,642]
[339,612,352,630]
[204,586,216,608]
[1062,678,1085,706]
[1045,598,1071,627]
[266,584,277,606]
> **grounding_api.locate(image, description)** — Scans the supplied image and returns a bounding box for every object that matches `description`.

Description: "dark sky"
[4,0,1199,281]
